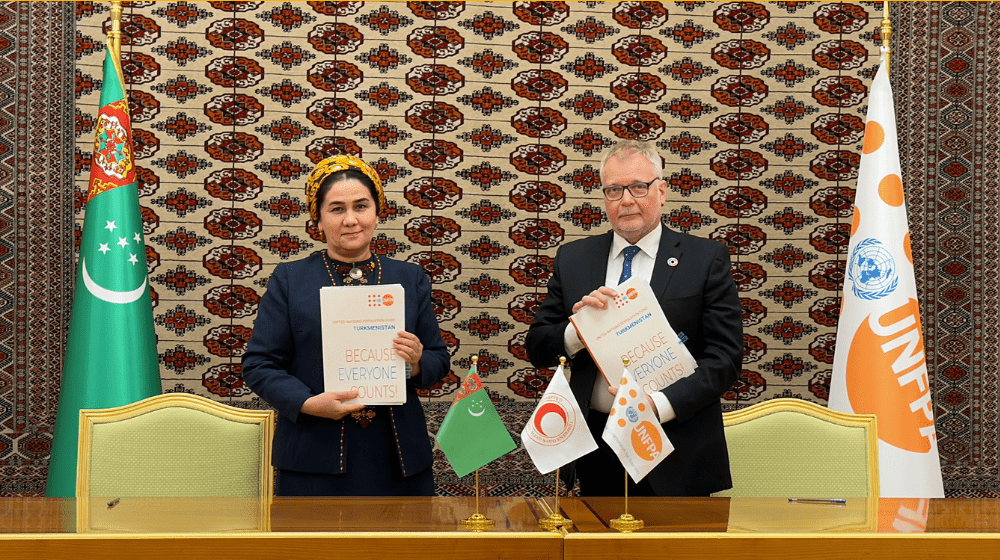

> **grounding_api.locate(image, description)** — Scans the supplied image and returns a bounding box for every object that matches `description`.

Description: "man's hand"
[301,390,365,420]
[572,286,618,314]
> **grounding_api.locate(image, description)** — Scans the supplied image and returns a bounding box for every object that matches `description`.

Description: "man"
[526,140,743,496]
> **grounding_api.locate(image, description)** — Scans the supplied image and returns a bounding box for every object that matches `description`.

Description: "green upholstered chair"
[714,398,878,499]
[76,393,274,532]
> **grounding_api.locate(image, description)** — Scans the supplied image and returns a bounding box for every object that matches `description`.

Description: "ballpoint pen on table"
[788,498,847,505]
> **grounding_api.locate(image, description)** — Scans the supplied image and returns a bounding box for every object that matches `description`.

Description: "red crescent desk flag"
[436,360,516,478]
[45,42,161,497]
[829,49,945,498]
[521,361,598,474]
[602,364,673,483]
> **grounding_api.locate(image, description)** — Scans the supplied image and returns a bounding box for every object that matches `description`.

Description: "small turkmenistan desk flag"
[829,49,944,498]
[45,42,160,497]
[521,361,597,474]
[436,362,516,478]
[602,365,673,483]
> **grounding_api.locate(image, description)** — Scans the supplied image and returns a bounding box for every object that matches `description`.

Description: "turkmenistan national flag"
[45,41,160,497]
[436,362,516,478]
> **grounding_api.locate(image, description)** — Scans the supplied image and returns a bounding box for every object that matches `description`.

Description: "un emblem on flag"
[626,407,639,423]
[848,238,898,300]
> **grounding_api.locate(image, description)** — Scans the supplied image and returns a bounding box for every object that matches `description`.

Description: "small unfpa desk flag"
[602,364,673,483]
[829,50,944,498]
[436,360,516,478]
[46,43,160,497]
[522,360,597,474]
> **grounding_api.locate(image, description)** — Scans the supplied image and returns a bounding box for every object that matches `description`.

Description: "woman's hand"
[394,330,423,378]
[300,390,366,420]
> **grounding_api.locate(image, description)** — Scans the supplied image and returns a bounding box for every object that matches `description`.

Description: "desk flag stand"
[610,469,644,533]
[460,467,495,532]
[538,467,573,531]
[610,358,644,533]
[538,357,574,532]
[459,357,494,532]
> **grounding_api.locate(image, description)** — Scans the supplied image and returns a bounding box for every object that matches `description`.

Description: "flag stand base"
[610,513,644,533]
[539,512,572,531]
[538,468,573,532]
[610,469,643,533]
[460,469,495,532]
[460,512,495,532]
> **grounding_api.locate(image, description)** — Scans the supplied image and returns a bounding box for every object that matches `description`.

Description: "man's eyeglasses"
[602,179,658,201]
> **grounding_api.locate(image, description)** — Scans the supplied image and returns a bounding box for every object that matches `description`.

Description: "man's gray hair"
[598,140,664,182]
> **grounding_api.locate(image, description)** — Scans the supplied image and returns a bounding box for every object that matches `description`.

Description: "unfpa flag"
[602,365,673,483]
[829,51,944,498]
[878,499,931,533]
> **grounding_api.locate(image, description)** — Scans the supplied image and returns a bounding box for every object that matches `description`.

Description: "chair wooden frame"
[722,398,879,498]
[76,393,274,532]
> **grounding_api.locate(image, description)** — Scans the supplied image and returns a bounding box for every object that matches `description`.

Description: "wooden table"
[1,496,563,560]
[4,497,1000,560]
[564,497,1000,560]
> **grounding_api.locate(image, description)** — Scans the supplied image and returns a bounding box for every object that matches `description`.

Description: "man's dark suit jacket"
[242,252,449,479]
[526,225,743,496]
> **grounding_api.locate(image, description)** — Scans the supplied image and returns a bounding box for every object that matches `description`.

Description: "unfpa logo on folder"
[614,287,639,309]
[367,293,395,307]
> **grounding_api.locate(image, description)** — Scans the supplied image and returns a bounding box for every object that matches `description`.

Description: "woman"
[242,155,450,496]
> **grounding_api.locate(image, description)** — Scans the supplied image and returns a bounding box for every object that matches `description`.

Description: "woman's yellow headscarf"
[305,155,385,223]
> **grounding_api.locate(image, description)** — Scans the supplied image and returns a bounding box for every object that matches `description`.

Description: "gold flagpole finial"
[109,1,123,57]
[881,1,892,76]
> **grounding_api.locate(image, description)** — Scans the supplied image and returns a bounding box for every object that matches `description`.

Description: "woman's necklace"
[321,250,382,428]
[323,252,382,286]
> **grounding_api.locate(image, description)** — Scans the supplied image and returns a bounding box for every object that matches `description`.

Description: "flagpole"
[828,0,945,498]
[610,358,644,533]
[538,356,574,531]
[610,469,643,533]
[109,1,122,58]
[460,468,495,531]
[44,0,161,497]
[555,467,560,512]
[103,1,128,98]
[881,0,892,76]
[459,357,496,532]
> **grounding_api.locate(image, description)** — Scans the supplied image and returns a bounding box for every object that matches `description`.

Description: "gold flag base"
[538,468,573,531]
[610,512,644,533]
[460,512,495,532]
[460,468,495,532]
[610,469,643,533]
[539,512,573,532]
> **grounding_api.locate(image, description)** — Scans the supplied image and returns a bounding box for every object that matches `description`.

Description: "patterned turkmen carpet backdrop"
[73,0,881,497]
[1,1,995,497]
[0,2,77,496]
[892,2,1000,498]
